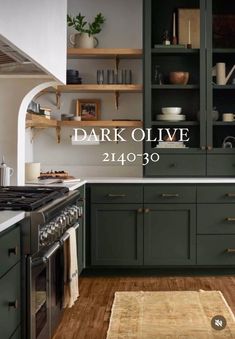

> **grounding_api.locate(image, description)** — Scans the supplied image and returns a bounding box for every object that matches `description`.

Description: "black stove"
[0,186,69,211]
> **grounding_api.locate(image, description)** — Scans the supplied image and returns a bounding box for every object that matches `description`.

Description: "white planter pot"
[70,33,98,48]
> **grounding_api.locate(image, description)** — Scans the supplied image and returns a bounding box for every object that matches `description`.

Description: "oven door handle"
[32,222,80,267]
[59,222,80,244]
[32,242,60,267]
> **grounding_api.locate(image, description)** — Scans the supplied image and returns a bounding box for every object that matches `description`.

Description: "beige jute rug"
[106,291,235,338]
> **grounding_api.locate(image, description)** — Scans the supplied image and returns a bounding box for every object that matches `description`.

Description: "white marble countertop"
[0,211,25,233]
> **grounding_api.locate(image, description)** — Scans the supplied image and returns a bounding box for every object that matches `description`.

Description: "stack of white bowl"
[156,107,185,121]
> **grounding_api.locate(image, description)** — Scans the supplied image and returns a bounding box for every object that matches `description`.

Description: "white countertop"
[0,211,25,233]
[2,177,235,233]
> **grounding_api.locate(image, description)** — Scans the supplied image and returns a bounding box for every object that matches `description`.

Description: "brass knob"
[207,146,212,151]
[8,300,18,309]
[8,246,18,256]
[137,208,143,213]
[145,208,150,214]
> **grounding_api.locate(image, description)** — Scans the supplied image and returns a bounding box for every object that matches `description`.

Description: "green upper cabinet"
[144,0,207,177]
[144,0,235,177]
[91,204,143,266]
[206,0,235,176]
[144,204,196,265]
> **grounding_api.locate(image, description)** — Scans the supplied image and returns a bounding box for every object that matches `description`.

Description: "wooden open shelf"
[57,84,143,93]
[26,113,57,128]
[67,48,143,59]
[59,120,143,127]
[26,113,143,143]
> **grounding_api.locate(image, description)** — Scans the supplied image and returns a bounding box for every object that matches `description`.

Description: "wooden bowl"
[169,72,189,85]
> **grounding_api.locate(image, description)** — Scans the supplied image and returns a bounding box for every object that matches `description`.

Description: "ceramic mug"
[70,33,98,48]
[223,113,235,122]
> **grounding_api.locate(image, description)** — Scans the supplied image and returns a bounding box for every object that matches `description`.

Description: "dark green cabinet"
[76,185,85,274]
[144,204,196,265]
[91,204,143,266]
[0,223,22,339]
[144,0,235,177]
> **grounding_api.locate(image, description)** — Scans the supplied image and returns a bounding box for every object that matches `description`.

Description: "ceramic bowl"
[161,107,182,115]
[169,72,189,85]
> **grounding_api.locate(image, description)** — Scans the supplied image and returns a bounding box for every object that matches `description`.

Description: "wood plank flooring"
[53,271,235,339]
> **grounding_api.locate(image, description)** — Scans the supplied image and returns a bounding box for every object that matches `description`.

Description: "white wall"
[68,0,142,48]
[0,0,67,83]
[0,78,46,184]
[32,0,143,178]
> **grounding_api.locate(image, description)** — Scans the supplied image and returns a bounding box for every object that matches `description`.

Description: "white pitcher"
[212,63,235,85]
[0,156,14,186]
[70,33,98,48]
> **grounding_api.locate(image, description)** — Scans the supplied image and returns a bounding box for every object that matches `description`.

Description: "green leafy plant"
[67,13,105,36]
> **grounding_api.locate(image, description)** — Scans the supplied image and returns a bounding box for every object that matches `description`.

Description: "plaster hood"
[0,39,49,77]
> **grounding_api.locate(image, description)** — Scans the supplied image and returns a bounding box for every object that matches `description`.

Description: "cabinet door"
[0,262,21,339]
[91,204,143,266]
[144,204,196,265]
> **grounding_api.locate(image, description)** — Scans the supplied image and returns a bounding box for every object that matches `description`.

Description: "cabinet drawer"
[197,235,235,265]
[0,225,20,278]
[207,155,235,176]
[197,185,235,203]
[144,185,196,203]
[90,184,143,203]
[0,263,21,339]
[145,155,206,177]
[198,205,235,234]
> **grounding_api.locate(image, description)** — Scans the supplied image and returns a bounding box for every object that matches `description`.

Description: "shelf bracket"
[30,128,45,143]
[56,126,61,144]
[56,90,61,109]
[114,91,120,110]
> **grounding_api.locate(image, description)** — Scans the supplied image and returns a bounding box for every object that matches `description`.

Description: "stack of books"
[156,141,188,148]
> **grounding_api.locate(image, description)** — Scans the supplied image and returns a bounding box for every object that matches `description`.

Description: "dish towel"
[63,227,79,308]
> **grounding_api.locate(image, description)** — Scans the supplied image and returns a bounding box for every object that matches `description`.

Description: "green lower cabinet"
[91,204,143,266]
[0,262,21,339]
[144,204,196,265]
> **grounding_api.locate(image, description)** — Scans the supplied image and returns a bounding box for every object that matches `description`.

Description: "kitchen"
[1,0,235,338]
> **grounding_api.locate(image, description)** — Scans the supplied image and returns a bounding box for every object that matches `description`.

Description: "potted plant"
[67,13,105,48]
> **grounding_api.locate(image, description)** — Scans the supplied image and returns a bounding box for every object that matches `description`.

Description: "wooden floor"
[53,271,235,339]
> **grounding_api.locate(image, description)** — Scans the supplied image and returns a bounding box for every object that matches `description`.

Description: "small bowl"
[169,72,189,85]
[161,107,182,115]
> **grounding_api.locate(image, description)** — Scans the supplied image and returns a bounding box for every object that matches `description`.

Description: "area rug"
[106,291,235,338]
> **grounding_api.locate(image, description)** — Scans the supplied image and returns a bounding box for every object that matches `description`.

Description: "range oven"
[23,190,82,339]
[0,186,82,339]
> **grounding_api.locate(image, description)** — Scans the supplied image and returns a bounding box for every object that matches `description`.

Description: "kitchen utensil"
[169,72,189,85]
[25,162,40,182]
[153,65,163,84]
[97,70,104,84]
[212,63,235,85]
[107,70,115,84]
[156,114,186,121]
[161,107,182,114]
[124,70,132,84]
[0,156,14,186]
[222,113,235,122]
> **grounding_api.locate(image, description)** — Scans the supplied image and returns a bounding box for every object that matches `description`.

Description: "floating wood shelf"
[59,120,143,127]
[26,113,143,143]
[67,48,143,59]
[57,84,143,93]
[26,113,57,128]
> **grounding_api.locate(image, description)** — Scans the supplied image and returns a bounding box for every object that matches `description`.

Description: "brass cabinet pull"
[207,146,212,151]
[226,193,235,198]
[144,208,150,214]
[161,193,179,198]
[226,249,235,253]
[201,146,206,150]
[137,208,143,213]
[8,300,18,309]
[225,217,235,222]
[8,246,18,256]
[107,194,126,198]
